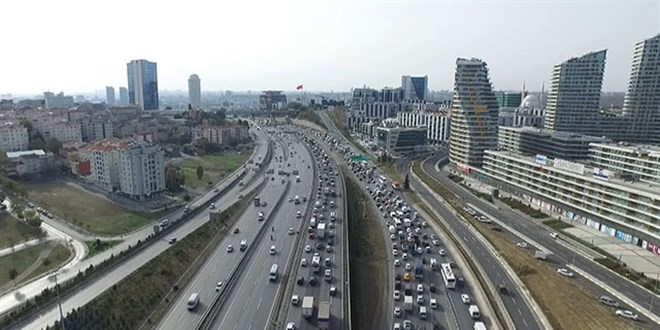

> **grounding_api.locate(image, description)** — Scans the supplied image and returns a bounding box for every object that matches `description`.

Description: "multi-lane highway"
[5,125,270,330]
[423,155,660,325]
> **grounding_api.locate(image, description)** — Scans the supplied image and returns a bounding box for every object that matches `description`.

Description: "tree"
[45,138,62,154]
[196,165,204,180]
[9,268,18,285]
[404,173,410,190]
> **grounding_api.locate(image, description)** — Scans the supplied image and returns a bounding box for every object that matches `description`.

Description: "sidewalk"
[0,238,47,258]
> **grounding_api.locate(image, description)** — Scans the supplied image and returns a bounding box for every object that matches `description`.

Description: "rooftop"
[6,150,46,158]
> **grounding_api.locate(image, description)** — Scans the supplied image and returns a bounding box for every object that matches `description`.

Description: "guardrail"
[336,165,352,330]
[196,181,291,330]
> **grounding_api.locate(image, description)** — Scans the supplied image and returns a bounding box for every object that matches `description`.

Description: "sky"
[1,0,659,95]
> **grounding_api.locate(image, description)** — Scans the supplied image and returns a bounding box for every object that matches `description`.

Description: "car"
[168,237,177,244]
[270,245,277,255]
[394,259,401,267]
[297,276,305,285]
[422,221,428,227]
[405,263,412,271]
[439,249,446,256]
[550,232,559,239]
[403,272,411,281]
[233,228,240,234]
[215,281,223,291]
[390,234,396,240]
[429,283,436,293]
[288,227,295,235]
[288,197,293,202]
[517,242,528,248]
[416,284,423,293]
[213,188,219,193]
[403,320,412,330]
[261,201,267,207]
[238,194,243,199]
[226,245,234,252]
[394,306,402,318]
[461,294,471,304]
[300,258,308,267]
[393,323,401,330]
[557,268,574,277]
[393,249,399,257]
[309,276,318,286]
[308,233,315,239]
[209,203,216,209]
[291,295,300,305]
[432,239,440,246]
[305,245,311,253]
[325,245,333,253]
[393,290,401,300]
[316,243,324,250]
[402,253,409,260]
[286,322,296,330]
[330,285,337,296]
[615,310,638,320]
[416,295,424,305]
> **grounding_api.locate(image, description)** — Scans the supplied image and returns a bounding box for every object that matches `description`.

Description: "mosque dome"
[520,94,541,109]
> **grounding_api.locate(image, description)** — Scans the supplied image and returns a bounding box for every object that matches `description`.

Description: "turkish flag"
[296,85,303,90]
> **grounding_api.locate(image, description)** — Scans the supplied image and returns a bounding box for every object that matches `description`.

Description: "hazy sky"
[1,0,659,95]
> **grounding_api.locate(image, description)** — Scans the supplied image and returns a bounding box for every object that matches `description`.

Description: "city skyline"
[0,1,658,95]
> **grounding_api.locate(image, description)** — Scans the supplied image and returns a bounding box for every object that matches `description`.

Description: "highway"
[281,133,346,330]
[5,125,271,330]
[423,155,660,325]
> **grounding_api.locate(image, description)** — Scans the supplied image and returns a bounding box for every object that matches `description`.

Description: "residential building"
[448,58,499,167]
[498,126,610,161]
[397,110,450,144]
[348,87,403,131]
[259,91,287,111]
[376,126,427,154]
[482,150,660,251]
[589,142,660,185]
[106,86,116,106]
[127,59,159,110]
[40,121,82,143]
[192,124,248,145]
[119,87,129,105]
[544,50,606,135]
[188,74,202,109]
[44,92,74,109]
[401,75,428,101]
[81,117,114,141]
[4,150,54,177]
[0,121,29,152]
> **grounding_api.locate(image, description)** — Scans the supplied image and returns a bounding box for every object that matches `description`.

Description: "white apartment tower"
[118,144,165,200]
[544,50,606,135]
[106,86,115,106]
[0,122,29,152]
[448,58,499,167]
[188,74,202,109]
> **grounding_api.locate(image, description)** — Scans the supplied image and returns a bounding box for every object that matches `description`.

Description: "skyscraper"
[119,87,129,105]
[401,75,428,101]
[127,59,159,110]
[106,86,115,106]
[448,58,499,167]
[188,74,201,109]
[544,50,606,135]
[622,34,660,143]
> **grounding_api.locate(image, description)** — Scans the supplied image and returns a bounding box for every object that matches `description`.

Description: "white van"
[187,293,199,310]
[599,296,619,307]
[468,305,480,319]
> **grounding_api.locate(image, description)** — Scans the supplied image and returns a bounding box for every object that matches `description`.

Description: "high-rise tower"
[401,75,428,101]
[448,58,499,167]
[188,74,201,109]
[127,59,159,110]
[544,50,606,135]
[105,86,115,106]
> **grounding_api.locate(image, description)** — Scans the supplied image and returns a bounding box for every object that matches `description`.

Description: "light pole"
[54,269,66,330]
[650,272,659,314]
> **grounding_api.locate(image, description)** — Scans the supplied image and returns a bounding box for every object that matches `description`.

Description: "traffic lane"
[410,178,540,330]
[425,159,659,319]
[157,181,286,330]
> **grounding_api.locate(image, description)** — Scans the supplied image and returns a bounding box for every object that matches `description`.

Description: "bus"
[391,182,401,190]
[441,263,456,289]
[378,175,388,185]
[269,264,279,281]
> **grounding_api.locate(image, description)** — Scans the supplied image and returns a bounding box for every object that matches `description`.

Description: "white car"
[550,232,559,239]
[615,310,638,320]
[291,295,300,305]
[393,323,401,330]
[393,249,399,257]
[215,281,224,291]
[405,263,412,271]
[286,322,296,330]
[393,290,401,300]
[439,249,446,256]
[394,259,401,267]
[288,227,295,235]
[517,242,528,248]
[305,245,311,253]
[402,253,408,260]
[416,284,423,293]
[226,245,234,253]
[461,294,471,304]
[557,268,574,277]
[430,298,437,309]
[393,306,402,318]
[390,234,396,240]
[416,295,424,305]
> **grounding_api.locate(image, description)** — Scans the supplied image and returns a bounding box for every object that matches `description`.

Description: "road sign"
[351,155,369,162]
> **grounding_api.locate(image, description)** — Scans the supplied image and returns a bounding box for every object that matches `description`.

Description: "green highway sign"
[351,155,369,162]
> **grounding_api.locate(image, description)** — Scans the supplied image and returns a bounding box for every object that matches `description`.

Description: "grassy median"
[345,171,389,330]
[412,161,632,330]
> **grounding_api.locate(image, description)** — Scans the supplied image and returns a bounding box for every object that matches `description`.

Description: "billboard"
[457,163,471,174]
[592,167,610,181]
[552,158,585,174]
[535,154,548,165]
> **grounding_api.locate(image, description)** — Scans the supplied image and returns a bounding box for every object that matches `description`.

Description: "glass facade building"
[127,59,159,110]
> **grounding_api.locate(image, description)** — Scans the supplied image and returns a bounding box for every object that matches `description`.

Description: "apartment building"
[192,124,248,145]
[0,121,29,152]
[396,111,450,144]
[4,150,54,177]
[44,122,82,143]
[498,126,610,161]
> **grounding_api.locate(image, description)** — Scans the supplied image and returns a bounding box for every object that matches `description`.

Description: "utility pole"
[55,269,66,330]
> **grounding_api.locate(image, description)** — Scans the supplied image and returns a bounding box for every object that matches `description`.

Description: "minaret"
[540,81,545,108]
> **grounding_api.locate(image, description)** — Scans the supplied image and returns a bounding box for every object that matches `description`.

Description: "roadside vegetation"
[327,108,369,155]
[179,151,250,190]
[26,181,167,236]
[22,244,71,284]
[0,242,71,289]
[296,108,327,130]
[0,212,42,248]
[345,172,388,330]
[500,197,547,219]
[46,187,255,330]
[85,239,122,258]
[412,161,631,330]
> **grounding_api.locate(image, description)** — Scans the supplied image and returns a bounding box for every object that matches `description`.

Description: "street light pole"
[55,270,66,330]
[650,272,659,314]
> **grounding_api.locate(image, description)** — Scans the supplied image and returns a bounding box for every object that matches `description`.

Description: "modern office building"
[106,86,115,106]
[589,142,660,185]
[0,121,29,152]
[44,92,74,109]
[376,126,427,154]
[397,110,451,144]
[620,34,660,144]
[544,50,606,135]
[495,91,522,108]
[401,75,428,101]
[448,58,499,167]
[188,74,202,109]
[127,59,159,110]
[482,150,660,250]
[259,91,287,111]
[119,87,129,105]
[498,126,610,161]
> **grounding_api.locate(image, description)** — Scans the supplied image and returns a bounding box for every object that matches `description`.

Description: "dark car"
[316,243,324,250]
[309,276,318,286]
[429,283,436,293]
[297,276,305,285]
[233,228,240,234]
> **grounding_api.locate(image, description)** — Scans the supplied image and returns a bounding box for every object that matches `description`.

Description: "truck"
[253,197,261,207]
[415,259,424,279]
[404,295,413,312]
[317,223,326,240]
[318,301,331,329]
[302,296,314,318]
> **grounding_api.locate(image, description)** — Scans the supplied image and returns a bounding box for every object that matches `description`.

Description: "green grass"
[179,151,250,189]
[85,240,122,258]
[297,109,327,130]
[500,197,547,219]
[26,182,167,236]
[0,244,48,287]
[0,213,40,248]
[542,219,574,231]
[22,244,72,283]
